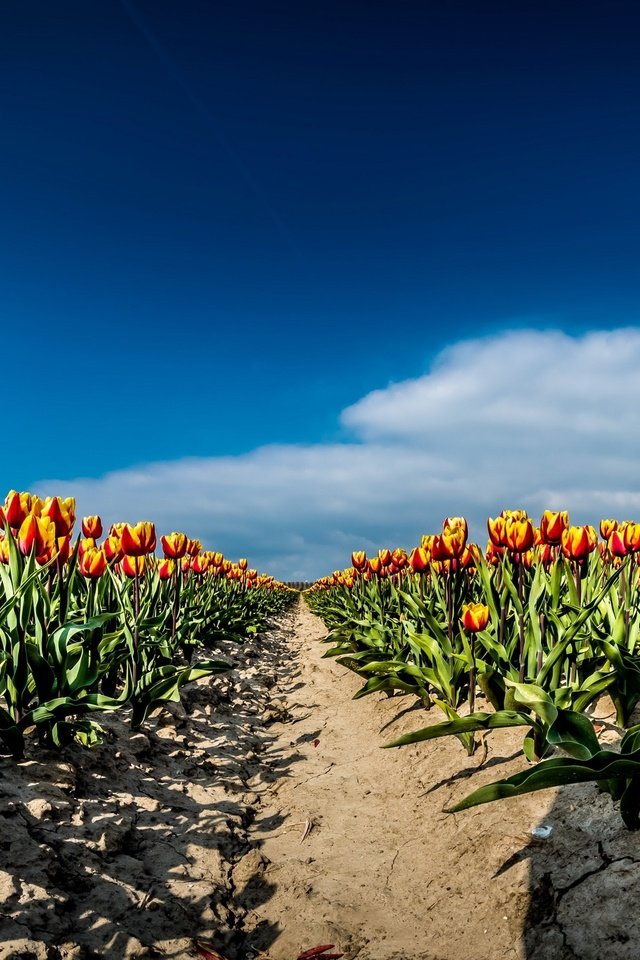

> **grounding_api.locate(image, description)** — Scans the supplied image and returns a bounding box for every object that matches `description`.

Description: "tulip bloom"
[158,558,175,580]
[237,557,248,571]
[80,547,107,579]
[0,538,9,564]
[212,552,224,567]
[561,525,598,561]
[368,556,382,575]
[122,555,146,578]
[55,535,73,565]
[103,535,123,563]
[187,538,202,557]
[121,522,156,557]
[409,546,430,572]
[609,531,627,558]
[378,548,392,567]
[461,602,490,633]
[82,515,103,539]
[17,514,56,557]
[391,548,408,570]
[161,532,188,559]
[5,490,40,529]
[504,517,535,553]
[485,541,504,566]
[41,497,76,537]
[539,510,569,545]
[432,525,467,560]
[600,519,618,541]
[351,550,367,570]
[623,522,640,553]
[191,555,210,574]
[487,516,507,548]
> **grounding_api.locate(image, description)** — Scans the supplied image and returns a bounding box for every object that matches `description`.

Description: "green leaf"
[383,710,532,748]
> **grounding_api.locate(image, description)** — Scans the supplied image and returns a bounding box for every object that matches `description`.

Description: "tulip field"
[305,511,640,829]
[0,489,292,757]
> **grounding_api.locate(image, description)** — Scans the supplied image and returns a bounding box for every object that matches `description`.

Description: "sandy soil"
[2,599,640,960]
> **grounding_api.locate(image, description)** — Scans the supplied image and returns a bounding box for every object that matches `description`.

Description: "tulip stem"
[468,634,476,715]
[517,559,526,682]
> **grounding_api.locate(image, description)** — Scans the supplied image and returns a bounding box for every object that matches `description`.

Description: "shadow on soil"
[0,609,305,960]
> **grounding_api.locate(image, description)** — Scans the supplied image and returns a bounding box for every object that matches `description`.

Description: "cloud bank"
[34,328,640,580]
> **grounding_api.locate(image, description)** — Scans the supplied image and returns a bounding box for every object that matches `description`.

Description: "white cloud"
[33,328,640,580]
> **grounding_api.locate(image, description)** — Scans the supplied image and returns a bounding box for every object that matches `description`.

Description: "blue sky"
[4,1,640,577]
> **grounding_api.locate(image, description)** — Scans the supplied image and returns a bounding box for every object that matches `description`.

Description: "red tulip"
[41,497,76,537]
[122,555,146,578]
[409,546,430,572]
[461,602,490,632]
[351,551,367,570]
[17,514,56,557]
[539,510,569,545]
[561,525,597,560]
[80,547,107,579]
[161,532,188,559]
[158,558,175,580]
[121,522,156,557]
[82,515,103,539]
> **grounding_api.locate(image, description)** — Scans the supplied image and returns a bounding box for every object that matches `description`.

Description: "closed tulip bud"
[79,537,97,556]
[521,549,534,570]
[41,497,76,537]
[432,524,466,560]
[537,543,555,567]
[161,532,188,559]
[600,519,618,540]
[561,525,598,561]
[539,510,569,545]
[444,516,468,539]
[504,517,535,553]
[368,556,382,575]
[80,547,107,579]
[56,535,73,564]
[487,516,507,548]
[82,516,103,539]
[191,555,210,574]
[351,550,368,570]
[460,544,481,569]
[103,535,123,564]
[122,555,146,578]
[391,548,408,570]
[238,557,248,571]
[121,522,156,557]
[5,490,39,529]
[461,602,490,633]
[18,514,56,557]
[485,541,504,566]
[623,522,640,553]
[609,531,627,558]
[409,546,430,572]
[187,539,202,557]
[158,558,175,580]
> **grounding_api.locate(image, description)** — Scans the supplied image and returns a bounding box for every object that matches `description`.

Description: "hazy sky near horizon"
[4,1,640,577]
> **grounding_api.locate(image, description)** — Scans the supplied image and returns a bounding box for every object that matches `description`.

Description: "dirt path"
[238,599,640,960]
[2,599,640,960]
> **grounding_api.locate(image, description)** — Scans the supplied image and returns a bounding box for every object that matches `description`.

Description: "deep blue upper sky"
[3,0,640,489]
